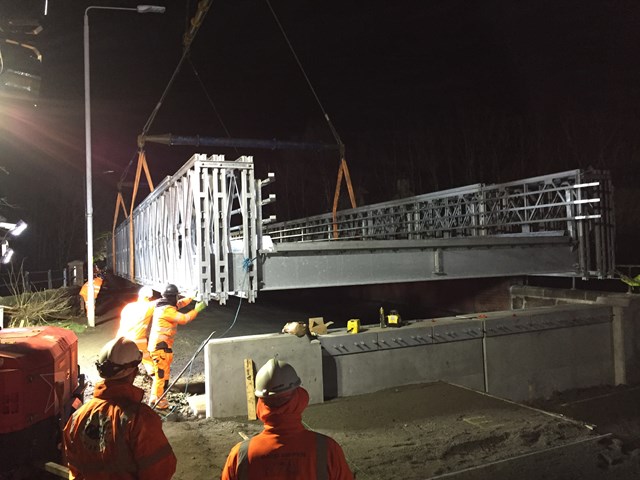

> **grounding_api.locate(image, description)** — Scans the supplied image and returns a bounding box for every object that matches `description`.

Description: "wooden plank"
[244,358,257,420]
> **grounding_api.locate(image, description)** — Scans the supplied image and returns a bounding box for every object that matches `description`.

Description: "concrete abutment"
[204,285,639,418]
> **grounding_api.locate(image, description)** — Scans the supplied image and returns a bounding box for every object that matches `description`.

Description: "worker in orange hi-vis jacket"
[221,358,354,480]
[116,286,156,376]
[147,284,205,410]
[63,337,177,480]
[79,273,103,315]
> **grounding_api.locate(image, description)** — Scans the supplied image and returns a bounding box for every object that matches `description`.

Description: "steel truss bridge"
[113,154,615,304]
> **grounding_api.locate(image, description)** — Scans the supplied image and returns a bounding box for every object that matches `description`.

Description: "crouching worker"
[63,337,177,480]
[221,358,354,480]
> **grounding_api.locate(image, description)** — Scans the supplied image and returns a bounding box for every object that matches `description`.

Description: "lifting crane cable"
[187,57,238,155]
[117,149,139,188]
[116,0,213,192]
[264,0,343,153]
[265,0,357,239]
[138,0,213,145]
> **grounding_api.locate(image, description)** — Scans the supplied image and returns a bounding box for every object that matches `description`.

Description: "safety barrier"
[0,269,68,296]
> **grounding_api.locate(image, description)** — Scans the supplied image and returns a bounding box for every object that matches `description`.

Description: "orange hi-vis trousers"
[150,347,173,401]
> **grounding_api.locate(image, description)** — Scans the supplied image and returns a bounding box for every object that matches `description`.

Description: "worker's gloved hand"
[194,301,206,313]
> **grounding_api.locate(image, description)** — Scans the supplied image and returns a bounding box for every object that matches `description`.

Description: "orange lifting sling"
[111,150,154,278]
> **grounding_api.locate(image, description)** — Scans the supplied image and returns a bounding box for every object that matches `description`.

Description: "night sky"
[1,0,640,269]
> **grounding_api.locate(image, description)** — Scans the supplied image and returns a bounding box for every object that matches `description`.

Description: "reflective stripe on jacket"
[221,388,354,480]
[63,380,176,480]
[117,299,156,344]
[148,297,195,350]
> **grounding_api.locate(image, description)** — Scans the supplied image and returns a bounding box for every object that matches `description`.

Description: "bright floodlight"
[9,220,27,237]
[137,5,166,13]
[1,243,13,264]
[0,220,27,236]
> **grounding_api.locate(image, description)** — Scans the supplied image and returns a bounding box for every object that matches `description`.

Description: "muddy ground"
[74,288,640,479]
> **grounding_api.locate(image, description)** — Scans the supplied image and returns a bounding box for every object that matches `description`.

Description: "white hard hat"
[96,337,142,380]
[255,358,301,398]
[138,286,153,299]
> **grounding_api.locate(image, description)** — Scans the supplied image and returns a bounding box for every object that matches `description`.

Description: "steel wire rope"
[264,0,344,153]
[187,57,239,156]
[139,0,213,141]
[175,262,251,404]
[117,149,140,187]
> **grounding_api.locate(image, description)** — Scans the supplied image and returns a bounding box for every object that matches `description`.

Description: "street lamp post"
[84,4,165,327]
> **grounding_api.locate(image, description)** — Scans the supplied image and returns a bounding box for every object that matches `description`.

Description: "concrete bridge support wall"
[483,305,613,401]
[205,303,616,417]
[511,285,640,386]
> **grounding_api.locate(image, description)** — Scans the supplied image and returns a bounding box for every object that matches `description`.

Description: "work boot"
[149,396,169,410]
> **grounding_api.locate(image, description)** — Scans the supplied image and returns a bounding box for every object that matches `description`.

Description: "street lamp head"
[137,5,166,14]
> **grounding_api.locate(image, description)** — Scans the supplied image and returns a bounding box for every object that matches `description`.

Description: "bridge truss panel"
[264,169,615,279]
[114,154,260,304]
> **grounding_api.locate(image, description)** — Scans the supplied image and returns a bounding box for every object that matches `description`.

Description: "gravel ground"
[73,289,640,479]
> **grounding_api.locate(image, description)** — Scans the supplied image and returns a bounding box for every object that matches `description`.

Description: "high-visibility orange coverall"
[221,387,354,480]
[147,297,196,402]
[63,380,176,480]
[79,277,103,313]
[116,298,156,375]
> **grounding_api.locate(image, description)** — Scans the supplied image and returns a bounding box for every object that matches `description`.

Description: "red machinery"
[0,326,84,476]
